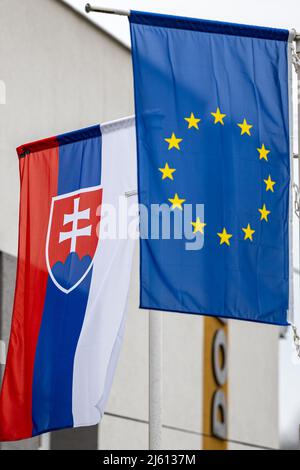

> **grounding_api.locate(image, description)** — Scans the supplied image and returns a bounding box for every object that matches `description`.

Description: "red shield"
[46,186,103,294]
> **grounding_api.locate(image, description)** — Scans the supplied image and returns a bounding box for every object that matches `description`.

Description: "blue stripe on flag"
[57,125,102,196]
[32,126,102,435]
[32,271,93,435]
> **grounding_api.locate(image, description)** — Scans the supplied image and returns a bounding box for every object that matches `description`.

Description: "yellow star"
[217,228,233,246]
[191,217,206,234]
[184,112,201,129]
[257,144,270,162]
[159,163,176,181]
[264,175,276,192]
[168,193,186,210]
[211,107,226,125]
[237,119,253,136]
[242,223,255,241]
[258,204,270,222]
[165,133,183,150]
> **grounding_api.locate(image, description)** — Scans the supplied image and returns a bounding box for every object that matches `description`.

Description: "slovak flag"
[0,117,137,441]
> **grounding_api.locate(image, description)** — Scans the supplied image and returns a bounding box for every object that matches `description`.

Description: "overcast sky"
[65,0,300,46]
[64,0,300,448]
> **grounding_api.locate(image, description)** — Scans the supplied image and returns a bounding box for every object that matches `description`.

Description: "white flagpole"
[149,310,163,450]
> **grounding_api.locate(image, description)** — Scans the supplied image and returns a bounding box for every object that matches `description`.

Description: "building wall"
[0,0,279,450]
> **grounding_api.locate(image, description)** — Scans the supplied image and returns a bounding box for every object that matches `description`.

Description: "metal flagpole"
[294,35,300,350]
[85,3,130,16]
[149,310,163,450]
[296,34,300,232]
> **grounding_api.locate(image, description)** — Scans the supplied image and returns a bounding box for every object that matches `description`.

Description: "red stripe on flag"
[0,145,59,441]
[16,136,59,157]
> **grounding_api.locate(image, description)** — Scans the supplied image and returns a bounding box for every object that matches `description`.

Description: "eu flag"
[130,12,292,325]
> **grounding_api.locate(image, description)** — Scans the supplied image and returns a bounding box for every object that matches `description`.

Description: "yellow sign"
[203,317,228,450]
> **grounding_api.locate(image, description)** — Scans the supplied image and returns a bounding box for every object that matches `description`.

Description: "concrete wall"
[0,0,280,451]
[228,321,279,449]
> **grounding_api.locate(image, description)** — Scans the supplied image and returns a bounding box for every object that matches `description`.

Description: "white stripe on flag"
[72,116,137,426]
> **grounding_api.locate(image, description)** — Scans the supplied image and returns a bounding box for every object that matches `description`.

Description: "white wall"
[229,321,279,449]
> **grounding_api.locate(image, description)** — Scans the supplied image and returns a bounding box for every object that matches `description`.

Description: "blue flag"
[130,12,292,325]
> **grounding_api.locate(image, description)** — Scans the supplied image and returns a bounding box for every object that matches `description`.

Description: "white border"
[45,185,102,295]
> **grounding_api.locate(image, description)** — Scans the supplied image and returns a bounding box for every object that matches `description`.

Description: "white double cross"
[59,197,92,253]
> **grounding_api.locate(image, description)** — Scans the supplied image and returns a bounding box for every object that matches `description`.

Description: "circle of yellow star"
[258,204,270,222]
[257,144,270,162]
[184,112,201,130]
[264,175,276,192]
[191,217,206,234]
[242,223,255,241]
[168,193,186,210]
[217,228,233,246]
[159,163,176,181]
[237,119,253,136]
[211,107,226,125]
[165,133,183,150]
